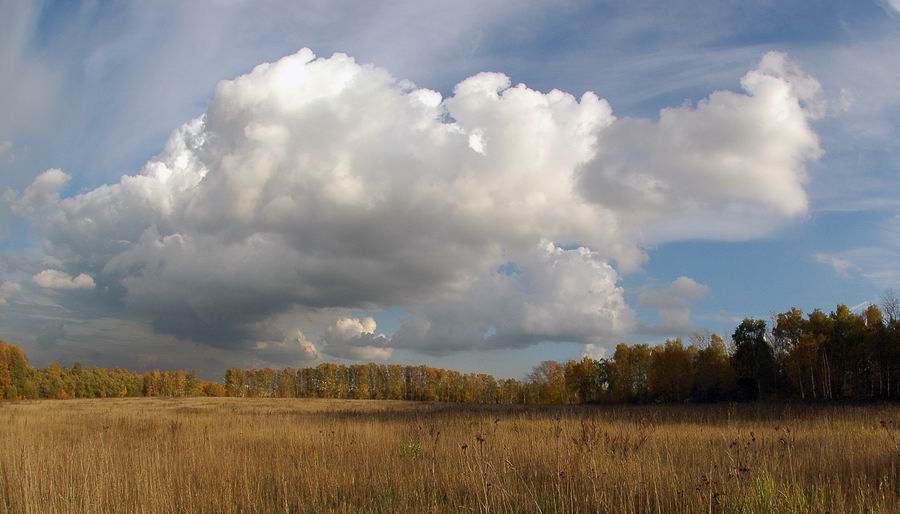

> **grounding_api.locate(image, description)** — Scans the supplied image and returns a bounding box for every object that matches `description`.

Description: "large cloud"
[15,48,823,359]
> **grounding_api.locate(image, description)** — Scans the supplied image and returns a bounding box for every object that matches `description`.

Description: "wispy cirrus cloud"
[814,215,900,288]
[877,0,900,16]
[814,253,858,277]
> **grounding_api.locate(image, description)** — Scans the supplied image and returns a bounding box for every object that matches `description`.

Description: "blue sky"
[1,0,899,379]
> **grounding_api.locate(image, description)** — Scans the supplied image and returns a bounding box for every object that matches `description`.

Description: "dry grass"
[0,398,897,513]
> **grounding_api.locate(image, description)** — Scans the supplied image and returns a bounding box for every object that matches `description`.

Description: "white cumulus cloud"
[322,317,392,361]
[0,280,22,305]
[13,48,823,357]
[32,270,95,290]
[638,276,711,334]
[252,330,321,364]
[391,241,632,354]
[582,343,608,360]
[12,168,69,216]
[581,51,821,243]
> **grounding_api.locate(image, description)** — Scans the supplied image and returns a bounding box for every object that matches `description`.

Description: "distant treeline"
[2,300,899,403]
[0,347,225,400]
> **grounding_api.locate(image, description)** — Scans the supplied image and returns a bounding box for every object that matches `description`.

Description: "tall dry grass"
[0,398,897,513]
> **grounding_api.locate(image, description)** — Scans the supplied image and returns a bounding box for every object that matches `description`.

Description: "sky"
[1,0,899,379]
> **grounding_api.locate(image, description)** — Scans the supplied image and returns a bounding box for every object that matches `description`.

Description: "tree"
[564,357,607,403]
[0,341,31,400]
[608,344,652,403]
[528,361,567,404]
[498,378,525,404]
[201,381,226,397]
[885,316,900,399]
[773,308,810,399]
[862,304,887,398]
[649,339,695,402]
[828,305,866,399]
[693,334,736,401]
[732,319,776,400]
[224,368,246,397]
[882,289,899,324]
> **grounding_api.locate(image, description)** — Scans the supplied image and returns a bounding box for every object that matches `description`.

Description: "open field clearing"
[0,398,897,513]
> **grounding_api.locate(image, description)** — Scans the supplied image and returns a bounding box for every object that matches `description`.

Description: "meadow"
[0,398,897,513]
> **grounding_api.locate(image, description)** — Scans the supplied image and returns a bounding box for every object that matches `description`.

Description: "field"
[0,398,897,513]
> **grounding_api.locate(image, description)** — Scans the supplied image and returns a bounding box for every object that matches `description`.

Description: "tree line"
[530,298,899,404]
[0,344,225,400]
[2,297,899,403]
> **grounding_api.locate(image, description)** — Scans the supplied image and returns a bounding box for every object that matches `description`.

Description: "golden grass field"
[0,398,897,513]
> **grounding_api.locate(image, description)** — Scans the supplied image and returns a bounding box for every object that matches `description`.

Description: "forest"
[2,300,899,404]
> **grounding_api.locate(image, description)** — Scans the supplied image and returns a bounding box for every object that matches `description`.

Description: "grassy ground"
[0,398,897,513]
